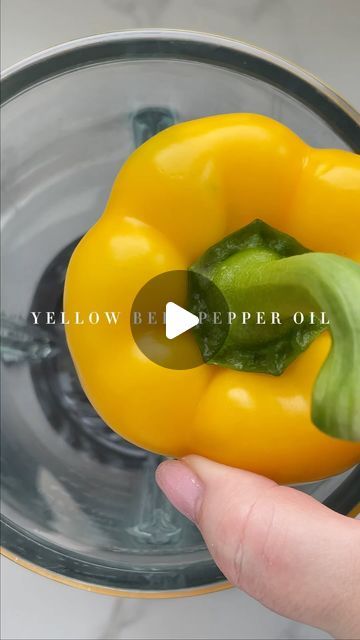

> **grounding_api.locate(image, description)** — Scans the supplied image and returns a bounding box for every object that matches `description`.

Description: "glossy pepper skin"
[64,114,360,484]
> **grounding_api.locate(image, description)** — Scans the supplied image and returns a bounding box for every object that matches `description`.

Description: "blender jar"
[1,30,359,596]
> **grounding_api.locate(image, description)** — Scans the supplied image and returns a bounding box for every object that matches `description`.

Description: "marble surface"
[2,557,330,640]
[1,1,358,639]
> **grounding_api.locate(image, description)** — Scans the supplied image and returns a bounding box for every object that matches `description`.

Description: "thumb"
[156,456,360,638]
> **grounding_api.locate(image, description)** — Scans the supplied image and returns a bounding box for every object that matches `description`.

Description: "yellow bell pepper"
[64,114,360,484]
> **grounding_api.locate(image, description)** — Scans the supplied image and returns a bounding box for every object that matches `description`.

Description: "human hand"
[156,456,360,639]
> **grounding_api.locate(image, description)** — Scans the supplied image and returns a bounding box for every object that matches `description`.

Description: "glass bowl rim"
[1,28,359,150]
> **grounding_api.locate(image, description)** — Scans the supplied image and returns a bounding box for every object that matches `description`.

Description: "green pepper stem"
[248,252,360,440]
[190,220,360,441]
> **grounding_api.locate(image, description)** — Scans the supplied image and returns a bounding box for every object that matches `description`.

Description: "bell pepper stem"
[247,252,360,440]
[190,220,360,441]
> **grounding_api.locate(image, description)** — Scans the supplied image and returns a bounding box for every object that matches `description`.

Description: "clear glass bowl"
[1,30,359,596]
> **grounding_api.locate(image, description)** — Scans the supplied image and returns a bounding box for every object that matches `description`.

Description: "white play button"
[165,302,199,340]
[131,270,229,369]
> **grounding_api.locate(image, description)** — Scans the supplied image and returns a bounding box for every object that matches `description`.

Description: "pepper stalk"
[189,220,360,441]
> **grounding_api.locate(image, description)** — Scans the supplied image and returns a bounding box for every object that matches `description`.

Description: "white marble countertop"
[1,1,358,639]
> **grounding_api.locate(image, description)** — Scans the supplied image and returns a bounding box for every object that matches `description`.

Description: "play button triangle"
[165,302,199,340]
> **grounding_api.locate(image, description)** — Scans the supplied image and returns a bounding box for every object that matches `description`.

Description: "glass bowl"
[1,29,359,596]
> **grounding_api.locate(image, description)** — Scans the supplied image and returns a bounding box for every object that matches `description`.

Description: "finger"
[156,456,360,638]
